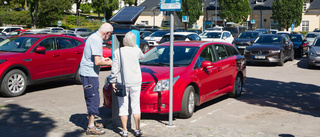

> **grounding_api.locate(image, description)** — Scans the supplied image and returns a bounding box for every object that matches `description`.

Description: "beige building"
[136,0,320,32]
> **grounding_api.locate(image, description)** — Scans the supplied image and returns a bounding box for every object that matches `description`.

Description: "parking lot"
[0,57,319,137]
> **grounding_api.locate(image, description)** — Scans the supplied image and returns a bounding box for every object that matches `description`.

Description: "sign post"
[182,16,189,23]
[160,0,181,127]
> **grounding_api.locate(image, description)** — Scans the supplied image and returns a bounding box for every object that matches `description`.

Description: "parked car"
[0,34,85,97]
[201,30,234,44]
[307,35,320,69]
[269,29,278,34]
[244,34,294,66]
[233,31,262,54]
[277,31,290,35]
[43,27,65,33]
[144,30,169,46]
[68,28,92,36]
[159,32,201,44]
[255,28,270,34]
[140,31,152,39]
[0,27,23,35]
[187,29,202,35]
[288,34,309,57]
[305,32,320,45]
[223,26,246,37]
[7,29,29,36]
[21,29,50,35]
[103,41,246,118]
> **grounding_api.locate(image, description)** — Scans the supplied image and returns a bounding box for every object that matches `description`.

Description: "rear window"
[306,34,317,38]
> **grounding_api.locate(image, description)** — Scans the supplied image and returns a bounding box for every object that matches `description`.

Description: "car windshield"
[201,32,221,38]
[289,35,302,42]
[314,38,320,47]
[238,32,258,38]
[223,28,238,34]
[254,36,282,44]
[256,29,267,33]
[8,31,21,36]
[0,37,39,52]
[140,46,199,67]
[306,34,318,38]
[150,31,169,37]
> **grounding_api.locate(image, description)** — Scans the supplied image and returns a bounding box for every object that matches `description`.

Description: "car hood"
[141,65,188,82]
[0,51,22,59]
[202,38,225,42]
[144,36,162,41]
[312,46,320,54]
[233,38,255,42]
[247,43,282,50]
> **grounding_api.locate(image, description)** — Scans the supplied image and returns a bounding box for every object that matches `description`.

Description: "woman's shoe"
[120,130,128,137]
[135,130,142,137]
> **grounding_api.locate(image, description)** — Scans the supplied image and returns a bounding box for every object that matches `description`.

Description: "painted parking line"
[4,100,14,103]
[190,116,202,123]
[207,109,221,115]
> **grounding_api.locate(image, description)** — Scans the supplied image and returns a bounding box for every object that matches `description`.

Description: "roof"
[138,0,159,11]
[160,41,208,47]
[308,0,320,10]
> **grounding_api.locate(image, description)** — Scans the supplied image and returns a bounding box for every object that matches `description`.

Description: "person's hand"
[112,83,117,93]
[104,57,112,66]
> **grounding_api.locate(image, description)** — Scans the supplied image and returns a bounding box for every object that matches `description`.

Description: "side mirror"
[201,61,214,69]
[35,46,46,54]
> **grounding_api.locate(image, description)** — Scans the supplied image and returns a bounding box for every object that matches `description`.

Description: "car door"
[28,37,62,80]
[193,45,224,104]
[57,37,84,75]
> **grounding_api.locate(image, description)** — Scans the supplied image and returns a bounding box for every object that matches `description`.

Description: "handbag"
[114,47,126,97]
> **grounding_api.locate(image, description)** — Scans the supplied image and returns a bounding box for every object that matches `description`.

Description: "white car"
[306,32,320,45]
[144,30,170,46]
[0,27,23,35]
[201,30,234,44]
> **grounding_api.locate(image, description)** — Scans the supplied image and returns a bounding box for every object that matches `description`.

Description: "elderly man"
[79,23,113,135]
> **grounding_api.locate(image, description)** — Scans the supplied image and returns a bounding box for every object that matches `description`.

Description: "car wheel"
[74,68,82,84]
[141,44,150,53]
[246,61,251,65]
[0,69,27,97]
[288,49,294,61]
[228,74,243,98]
[179,85,195,119]
[278,52,284,66]
[299,48,303,58]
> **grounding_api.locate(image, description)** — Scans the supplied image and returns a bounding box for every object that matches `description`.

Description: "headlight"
[0,59,7,64]
[270,50,281,54]
[153,76,180,92]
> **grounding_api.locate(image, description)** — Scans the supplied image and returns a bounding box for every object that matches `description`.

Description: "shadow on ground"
[0,104,56,137]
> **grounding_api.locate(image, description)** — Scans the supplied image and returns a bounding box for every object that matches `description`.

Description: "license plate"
[254,56,265,59]
[238,46,246,49]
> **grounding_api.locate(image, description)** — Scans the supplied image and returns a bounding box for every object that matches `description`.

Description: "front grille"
[141,82,152,91]
[251,50,269,55]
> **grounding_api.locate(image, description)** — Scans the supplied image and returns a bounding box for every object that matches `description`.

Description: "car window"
[58,38,75,49]
[215,45,229,60]
[39,38,56,51]
[0,37,39,52]
[314,38,320,47]
[202,32,221,38]
[255,36,282,44]
[195,45,215,69]
[225,45,238,56]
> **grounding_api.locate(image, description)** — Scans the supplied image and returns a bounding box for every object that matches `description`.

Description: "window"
[301,21,309,32]
[162,21,170,27]
[256,0,264,4]
[141,21,149,26]
[39,38,56,51]
[162,11,170,16]
[225,45,239,56]
[57,38,82,49]
[215,45,229,60]
[303,3,307,12]
[195,45,216,68]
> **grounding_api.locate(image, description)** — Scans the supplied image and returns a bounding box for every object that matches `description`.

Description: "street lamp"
[4,1,7,26]
[78,9,81,26]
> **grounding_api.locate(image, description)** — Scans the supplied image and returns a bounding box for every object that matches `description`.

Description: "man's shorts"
[81,76,100,115]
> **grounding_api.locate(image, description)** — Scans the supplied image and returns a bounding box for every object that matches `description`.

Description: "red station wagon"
[0,35,86,97]
[104,41,246,118]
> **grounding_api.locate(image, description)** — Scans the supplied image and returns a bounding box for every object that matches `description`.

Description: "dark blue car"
[288,34,309,57]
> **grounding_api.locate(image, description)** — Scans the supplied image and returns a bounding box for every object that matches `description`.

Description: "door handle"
[53,54,60,57]
[76,51,82,54]
[217,67,222,72]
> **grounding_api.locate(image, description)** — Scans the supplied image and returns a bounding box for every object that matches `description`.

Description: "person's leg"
[130,86,141,130]
[118,90,129,132]
[120,115,128,131]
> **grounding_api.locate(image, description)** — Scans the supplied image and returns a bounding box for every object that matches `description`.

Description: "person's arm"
[94,55,112,66]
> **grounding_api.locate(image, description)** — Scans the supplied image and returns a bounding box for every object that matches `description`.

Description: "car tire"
[74,68,82,84]
[228,74,243,98]
[179,85,195,119]
[288,49,294,61]
[0,69,27,97]
[246,61,251,65]
[298,48,303,58]
[141,44,150,53]
[278,52,284,66]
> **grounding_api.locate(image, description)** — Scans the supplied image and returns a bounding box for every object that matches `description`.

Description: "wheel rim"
[7,74,25,94]
[235,76,242,95]
[188,91,195,114]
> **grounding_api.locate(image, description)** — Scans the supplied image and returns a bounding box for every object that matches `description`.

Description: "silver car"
[308,35,320,69]
[69,28,92,36]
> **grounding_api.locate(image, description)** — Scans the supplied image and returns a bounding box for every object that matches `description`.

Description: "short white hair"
[123,31,137,47]
[98,23,113,33]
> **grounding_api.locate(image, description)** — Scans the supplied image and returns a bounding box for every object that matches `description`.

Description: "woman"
[109,31,144,137]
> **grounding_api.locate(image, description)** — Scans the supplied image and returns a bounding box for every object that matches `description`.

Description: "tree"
[272,0,303,31]
[218,0,251,24]
[92,0,119,20]
[176,0,203,30]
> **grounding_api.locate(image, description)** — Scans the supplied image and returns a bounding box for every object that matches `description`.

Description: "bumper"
[308,56,320,66]
[245,54,281,63]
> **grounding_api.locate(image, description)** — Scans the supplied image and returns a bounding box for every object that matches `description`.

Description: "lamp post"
[4,1,7,26]
[78,9,81,26]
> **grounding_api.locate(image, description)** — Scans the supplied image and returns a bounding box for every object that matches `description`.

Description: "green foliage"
[299,31,308,36]
[218,0,251,24]
[61,23,76,29]
[92,0,119,20]
[176,0,203,28]
[80,3,92,14]
[272,0,303,30]
[66,15,77,25]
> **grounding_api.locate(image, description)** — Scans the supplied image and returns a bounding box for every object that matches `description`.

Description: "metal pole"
[79,10,81,26]
[169,11,174,126]
[4,1,7,26]
[215,0,217,26]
